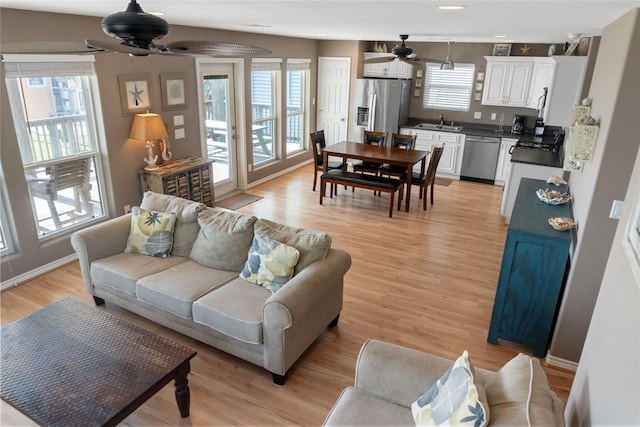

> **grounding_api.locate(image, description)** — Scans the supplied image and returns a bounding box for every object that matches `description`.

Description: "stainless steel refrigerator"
[350,78,411,142]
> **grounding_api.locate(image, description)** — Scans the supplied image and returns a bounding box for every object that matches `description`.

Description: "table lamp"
[129,112,169,171]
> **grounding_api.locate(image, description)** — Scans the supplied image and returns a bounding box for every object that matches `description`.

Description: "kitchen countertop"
[404,120,564,168]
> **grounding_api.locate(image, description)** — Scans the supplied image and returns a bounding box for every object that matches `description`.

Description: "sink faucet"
[439,113,444,126]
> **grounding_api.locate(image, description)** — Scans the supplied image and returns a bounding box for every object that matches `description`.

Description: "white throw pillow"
[239,229,300,293]
[124,207,177,258]
[411,351,489,426]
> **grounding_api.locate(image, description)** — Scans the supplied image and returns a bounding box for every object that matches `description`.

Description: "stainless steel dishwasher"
[460,134,501,184]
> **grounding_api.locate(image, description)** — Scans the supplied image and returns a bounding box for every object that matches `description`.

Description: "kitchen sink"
[414,123,463,132]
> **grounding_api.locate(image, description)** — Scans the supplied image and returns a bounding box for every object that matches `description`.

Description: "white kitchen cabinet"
[400,127,465,178]
[482,57,534,107]
[527,58,554,110]
[494,137,518,186]
[363,52,413,79]
[543,56,588,126]
[526,56,588,126]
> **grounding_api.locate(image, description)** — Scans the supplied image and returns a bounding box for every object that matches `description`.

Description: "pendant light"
[440,41,455,70]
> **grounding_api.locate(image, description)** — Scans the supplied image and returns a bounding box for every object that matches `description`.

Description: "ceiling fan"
[0,0,271,58]
[364,35,438,65]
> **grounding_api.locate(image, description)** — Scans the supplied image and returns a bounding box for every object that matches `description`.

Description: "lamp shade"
[129,113,168,141]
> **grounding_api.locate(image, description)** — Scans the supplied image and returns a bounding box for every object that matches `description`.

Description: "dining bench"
[319,169,403,217]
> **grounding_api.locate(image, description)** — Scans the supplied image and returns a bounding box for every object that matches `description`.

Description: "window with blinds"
[422,63,475,111]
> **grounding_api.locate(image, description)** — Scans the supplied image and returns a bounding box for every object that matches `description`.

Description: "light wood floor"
[1,164,574,426]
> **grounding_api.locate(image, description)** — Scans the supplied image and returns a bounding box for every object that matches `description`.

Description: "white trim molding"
[545,353,579,371]
[1,254,77,291]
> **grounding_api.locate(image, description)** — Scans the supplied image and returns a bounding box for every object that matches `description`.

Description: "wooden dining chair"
[310,130,347,192]
[378,133,417,179]
[410,145,444,210]
[352,131,386,176]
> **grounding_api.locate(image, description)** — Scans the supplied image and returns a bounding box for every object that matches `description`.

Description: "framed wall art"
[160,73,187,111]
[118,73,152,116]
[492,43,512,56]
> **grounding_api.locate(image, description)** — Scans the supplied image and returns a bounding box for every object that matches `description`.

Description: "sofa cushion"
[91,253,189,296]
[323,387,414,426]
[189,209,257,272]
[411,350,489,426]
[140,191,206,257]
[240,229,300,293]
[484,353,558,426]
[136,260,238,319]
[192,278,271,344]
[255,219,331,274]
[124,207,177,258]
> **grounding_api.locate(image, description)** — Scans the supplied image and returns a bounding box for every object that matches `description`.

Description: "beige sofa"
[324,339,565,426]
[71,192,351,385]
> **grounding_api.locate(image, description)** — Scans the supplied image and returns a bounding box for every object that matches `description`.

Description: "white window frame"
[422,62,475,112]
[3,54,107,239]
[251,59,282,167]
[285,59,311,156]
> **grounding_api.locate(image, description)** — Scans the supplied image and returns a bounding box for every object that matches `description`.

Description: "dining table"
[322,141,430,212]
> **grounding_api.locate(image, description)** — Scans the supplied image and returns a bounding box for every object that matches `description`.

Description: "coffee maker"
[511,115,526,135]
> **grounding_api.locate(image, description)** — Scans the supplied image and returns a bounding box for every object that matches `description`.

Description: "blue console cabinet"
[488,178,572,357]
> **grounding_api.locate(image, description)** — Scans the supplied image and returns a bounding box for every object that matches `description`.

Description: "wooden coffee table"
[1,297,197,426]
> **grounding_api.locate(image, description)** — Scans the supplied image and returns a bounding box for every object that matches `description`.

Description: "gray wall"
[564,11,640,418]
[0,8,322,282]
[549,7,640,363]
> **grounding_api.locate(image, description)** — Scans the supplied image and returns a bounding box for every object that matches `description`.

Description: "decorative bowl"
[536,188,572,205]
[548,216,576,231]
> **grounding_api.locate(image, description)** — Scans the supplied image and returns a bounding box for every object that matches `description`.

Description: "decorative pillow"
[189,209,257,272]
[124,207,177,258]
[411,351,489,427]
[239,229,300,293]
[483,353,558,426]
[140,191,206,257]
[255,219,331,274]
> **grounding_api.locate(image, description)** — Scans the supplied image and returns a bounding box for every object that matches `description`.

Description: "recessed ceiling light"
[437,5,467,10]
[493,35,509,38]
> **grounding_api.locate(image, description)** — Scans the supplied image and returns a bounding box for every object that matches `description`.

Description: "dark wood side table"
[488,177,572,357]
[1,298,197,426]
[139,157,214,206]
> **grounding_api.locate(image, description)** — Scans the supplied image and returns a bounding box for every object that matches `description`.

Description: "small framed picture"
[415,79,422,88]
[416,69,423,78]
[414,89,422,97]
[492,43,512,56]
[160,73,187,111]
[476,72,484,81]
[474,92,482,101]
[475,83,483,91]
[118,73,152,116]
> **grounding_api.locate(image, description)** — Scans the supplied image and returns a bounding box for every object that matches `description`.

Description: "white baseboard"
[1,254,78,291]
[247,160,312,188]
[545,353,579,371]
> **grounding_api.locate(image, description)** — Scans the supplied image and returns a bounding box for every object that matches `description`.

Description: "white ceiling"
[2,0,639,44]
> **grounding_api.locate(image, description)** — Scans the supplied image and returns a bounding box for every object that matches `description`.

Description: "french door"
[198,62,239,197]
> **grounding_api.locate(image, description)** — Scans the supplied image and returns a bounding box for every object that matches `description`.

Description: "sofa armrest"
[262,248,351,375]
[263,248,351,327]
[354,339,457,408]
[70,214,132,295]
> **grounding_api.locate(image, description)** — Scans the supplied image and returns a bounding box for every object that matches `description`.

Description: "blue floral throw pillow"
[124,207,177,258]
[239,230,300,293]
[411,351,489,427]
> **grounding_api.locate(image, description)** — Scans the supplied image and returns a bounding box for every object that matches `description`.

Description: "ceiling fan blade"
[86,39,151,56]
[164,41,271,57]
[0,41,103,55]
[402,57,441,64]
[364,56,395,64]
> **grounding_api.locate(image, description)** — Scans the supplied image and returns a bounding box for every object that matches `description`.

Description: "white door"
[198,62,239,197]
[317,57,350,145]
